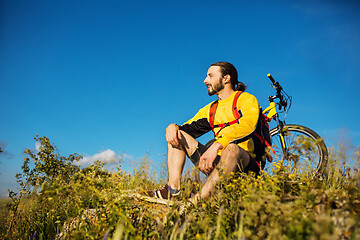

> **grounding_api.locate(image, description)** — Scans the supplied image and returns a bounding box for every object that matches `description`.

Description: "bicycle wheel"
[266,124,328,177]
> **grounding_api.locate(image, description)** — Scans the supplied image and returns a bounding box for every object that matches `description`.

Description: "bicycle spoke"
[266,125,327,177]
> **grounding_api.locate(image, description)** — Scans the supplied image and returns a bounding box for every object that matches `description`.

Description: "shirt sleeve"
[178,104,213,139]
[215,94,260,149]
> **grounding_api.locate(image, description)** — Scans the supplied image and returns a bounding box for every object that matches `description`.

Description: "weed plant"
[0,136,359,239]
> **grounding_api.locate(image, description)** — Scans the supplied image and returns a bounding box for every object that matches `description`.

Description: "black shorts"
[188,141,260,174]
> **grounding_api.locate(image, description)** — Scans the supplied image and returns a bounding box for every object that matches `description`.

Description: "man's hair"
[211,62,246,91]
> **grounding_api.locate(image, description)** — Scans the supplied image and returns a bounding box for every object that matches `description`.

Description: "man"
[147,62,262,204]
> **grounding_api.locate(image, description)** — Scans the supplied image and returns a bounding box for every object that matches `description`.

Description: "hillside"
[1,136,359,239]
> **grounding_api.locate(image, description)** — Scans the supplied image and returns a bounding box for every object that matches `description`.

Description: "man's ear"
[224,74,231,84]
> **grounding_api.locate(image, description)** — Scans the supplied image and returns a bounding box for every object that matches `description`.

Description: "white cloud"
[35,142,41,152]
[122,153,135,162]
[77,149,119,166]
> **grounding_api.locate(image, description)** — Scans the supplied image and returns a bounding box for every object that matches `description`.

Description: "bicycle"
[263,74,328,177]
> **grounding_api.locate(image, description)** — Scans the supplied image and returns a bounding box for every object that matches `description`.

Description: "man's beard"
[208,78,224,96]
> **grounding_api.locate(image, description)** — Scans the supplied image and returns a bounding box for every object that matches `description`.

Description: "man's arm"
[178,105,213,139]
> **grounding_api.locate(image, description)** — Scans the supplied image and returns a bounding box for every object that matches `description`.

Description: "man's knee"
[222,144,250,169]
[222,143,241,158]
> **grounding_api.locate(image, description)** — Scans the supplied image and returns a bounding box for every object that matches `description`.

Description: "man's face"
[204,66,225,96]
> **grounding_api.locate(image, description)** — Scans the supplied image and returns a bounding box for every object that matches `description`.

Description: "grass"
[0,198,11,237]
[0,138,359,239]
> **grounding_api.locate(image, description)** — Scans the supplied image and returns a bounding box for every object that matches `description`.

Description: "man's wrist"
[213,142,223,150]
[215,138,228,149]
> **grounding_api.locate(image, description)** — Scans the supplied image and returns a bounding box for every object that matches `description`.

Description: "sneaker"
[146,184,181,200]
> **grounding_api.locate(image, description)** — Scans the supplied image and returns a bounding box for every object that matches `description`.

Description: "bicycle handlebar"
[267,73,276,84]
[267,73,282,91]
[267,73,289,110]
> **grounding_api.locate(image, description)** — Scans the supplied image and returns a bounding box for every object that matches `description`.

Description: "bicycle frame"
[262,82,289,159]
[260,74,328,176]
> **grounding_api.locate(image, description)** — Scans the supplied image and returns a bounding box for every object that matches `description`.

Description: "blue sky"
[1,0,360,197]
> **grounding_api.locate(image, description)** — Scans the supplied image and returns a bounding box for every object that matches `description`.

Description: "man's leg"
[194,143,251,201]
[167,130,200,190]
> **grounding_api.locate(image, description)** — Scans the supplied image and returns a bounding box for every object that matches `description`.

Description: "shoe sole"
[123,192,175,206]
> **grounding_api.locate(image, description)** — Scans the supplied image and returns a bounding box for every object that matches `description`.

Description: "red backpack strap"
[254,132,275,154]
[232,91,243,120]
[209,91,243,137]
[209,100,218,134]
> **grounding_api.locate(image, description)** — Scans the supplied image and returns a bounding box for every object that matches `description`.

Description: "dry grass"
[0,138,359,239]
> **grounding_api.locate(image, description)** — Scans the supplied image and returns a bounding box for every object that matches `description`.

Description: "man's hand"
[166,123,183,147]
[199,142,223,173]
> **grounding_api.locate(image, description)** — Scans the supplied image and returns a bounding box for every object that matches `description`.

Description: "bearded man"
[147,62,262,205]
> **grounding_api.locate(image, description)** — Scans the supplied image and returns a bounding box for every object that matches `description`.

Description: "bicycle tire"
[267,124,328,177]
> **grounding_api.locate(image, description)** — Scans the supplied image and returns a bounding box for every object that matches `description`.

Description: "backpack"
[209,91,274,169]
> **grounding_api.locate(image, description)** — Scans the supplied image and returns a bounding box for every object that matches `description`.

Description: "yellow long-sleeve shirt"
[178,91,260,157]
